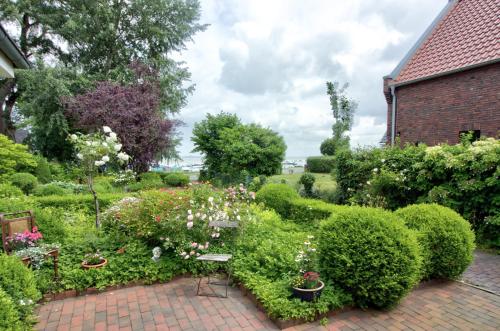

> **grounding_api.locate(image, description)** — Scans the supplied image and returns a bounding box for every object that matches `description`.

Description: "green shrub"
[395,204,475,279]
[319,207,421,308]
[287,198,347,224]
[233,207,352,321]
[306,156,336,173]
[126,180,164,192]
[0,287,23,331]
[10,173,38,195]
[299,173,316,196]
[140,172,162,182]
[0,134,37,181]
[35,156,52,184]
[0,196,37,214]
[35,207,68,244]
[255,184,299,216]
[0,183,24,198]
[33,183,71,196]
[160,172,190,187]
[0,254,41,325]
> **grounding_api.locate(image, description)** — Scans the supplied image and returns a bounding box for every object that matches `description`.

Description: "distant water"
[159,155,307,172]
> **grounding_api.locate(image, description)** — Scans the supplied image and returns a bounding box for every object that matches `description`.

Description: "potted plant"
[291,236,324,302]
[81,251,107,269]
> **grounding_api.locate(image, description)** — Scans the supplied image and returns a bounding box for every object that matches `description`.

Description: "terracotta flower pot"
[81,258,108,270]
[292,280,325,302]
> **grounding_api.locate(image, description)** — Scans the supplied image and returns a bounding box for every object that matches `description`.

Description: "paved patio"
[36,251,500,331]
[461,250,500,294]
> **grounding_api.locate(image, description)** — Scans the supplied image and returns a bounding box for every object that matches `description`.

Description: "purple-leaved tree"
[64,63,180,172]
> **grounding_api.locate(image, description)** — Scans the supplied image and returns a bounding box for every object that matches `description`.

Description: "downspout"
[390,86,397,146]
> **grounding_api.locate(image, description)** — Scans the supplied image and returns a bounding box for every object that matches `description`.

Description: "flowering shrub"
[69,126,129,227]
[333,138,500,231]
[102,184,255,263]
[6,227,43,251]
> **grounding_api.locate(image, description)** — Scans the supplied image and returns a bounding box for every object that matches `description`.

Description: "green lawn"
[268,171,336,192]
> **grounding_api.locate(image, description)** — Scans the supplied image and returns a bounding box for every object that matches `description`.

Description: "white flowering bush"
[69,126,130,227]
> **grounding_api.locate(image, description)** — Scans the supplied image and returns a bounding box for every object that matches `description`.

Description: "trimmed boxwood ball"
[318,206,422,308]
[395,203,475,280]
[0,288,22,331]
[255,183,299,217]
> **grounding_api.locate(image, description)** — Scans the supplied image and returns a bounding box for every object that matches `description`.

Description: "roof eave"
[0,24,30,70]
[389,58,500,88]
[386,0,458,80]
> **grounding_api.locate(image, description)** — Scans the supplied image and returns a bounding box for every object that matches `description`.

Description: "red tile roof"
[394,0,500,84]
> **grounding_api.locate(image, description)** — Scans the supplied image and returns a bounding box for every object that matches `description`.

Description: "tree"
[15,67,92,161]
[192,113,286,181]
[320,81,357,155]
[64,63,179,173]
[1,0,205,150]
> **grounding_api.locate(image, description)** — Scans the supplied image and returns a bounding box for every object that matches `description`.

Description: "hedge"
[255,184,299,216]
[34,193,128,211]
[306,156,336,173]
[395,204,475,279]
[0,287,22,331]
[319,207,422,308]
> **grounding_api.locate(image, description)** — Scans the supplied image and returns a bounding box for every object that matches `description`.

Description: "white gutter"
[390,86,397,146]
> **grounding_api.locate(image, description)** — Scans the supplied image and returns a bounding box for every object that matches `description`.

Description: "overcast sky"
[173,0,447,157]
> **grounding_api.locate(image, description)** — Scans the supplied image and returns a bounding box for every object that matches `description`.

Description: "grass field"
[268,171,336,192]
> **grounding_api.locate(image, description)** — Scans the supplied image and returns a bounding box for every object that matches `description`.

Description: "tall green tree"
[192,112,286,182]
[1,0,205,160]
[320,81,357,155]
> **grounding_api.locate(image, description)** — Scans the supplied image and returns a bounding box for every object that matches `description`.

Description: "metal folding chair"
[196,220,238,298]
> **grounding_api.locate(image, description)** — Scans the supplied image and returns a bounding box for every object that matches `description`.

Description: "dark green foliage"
[255,184,299,217]
[160,172,190,187]
[33,183,71,196]
[395,204,475,279]
[306,156,336,173]
[192,112,286,182]
[0,183,24,198]
[299,173,316,196]
[35,156,52,184]
[248,175,267,192]
[477,214,500,249]
[320,137,348,156]
[0,254,41,325]
[9,172,38,194]
[319,207,422,308]
[0,287,23,331]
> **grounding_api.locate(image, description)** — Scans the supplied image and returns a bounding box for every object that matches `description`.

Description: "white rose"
[102,155,110,162]
[117,152,129,161]
[76,153,83,160]
[95,160,105,166]
[114,144,122,152]
[70,134,78,140]
[109,132,117,140]
[103,126,112,133]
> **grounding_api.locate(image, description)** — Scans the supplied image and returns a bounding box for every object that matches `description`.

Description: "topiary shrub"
[0,254,41,325]
[35,156,52,184]
[0,287,23,331]
[9,173,38,195]
[319,207,422,308]
[161,172,190,187]
[255,184,299,217]
[0,183,24,198]
[395,204,475,279]
[299,173,316,197]
[306,156,336,173]
[33,183,71,196]
[287,198,347,224]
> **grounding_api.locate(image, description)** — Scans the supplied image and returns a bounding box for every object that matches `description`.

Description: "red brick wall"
[386,62,500,146]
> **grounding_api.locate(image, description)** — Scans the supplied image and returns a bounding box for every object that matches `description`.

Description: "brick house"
[383,0,499,146]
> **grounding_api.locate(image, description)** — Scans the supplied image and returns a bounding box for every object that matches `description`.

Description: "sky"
[173,0,447,157]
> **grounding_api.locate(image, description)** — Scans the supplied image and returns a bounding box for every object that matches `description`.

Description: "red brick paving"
[36,255,500,331]
[461,250,500,295]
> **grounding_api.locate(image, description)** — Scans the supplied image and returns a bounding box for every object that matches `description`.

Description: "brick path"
[461,250,500,294]
[36,253,500,331]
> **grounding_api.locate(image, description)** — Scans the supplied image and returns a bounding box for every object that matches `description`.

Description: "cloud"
[173,0,448,157]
